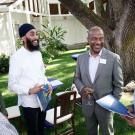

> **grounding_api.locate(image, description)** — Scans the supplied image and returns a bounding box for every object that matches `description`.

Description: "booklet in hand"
[37,84,51,111]
[96,94,134,118]
[37,79,63,111]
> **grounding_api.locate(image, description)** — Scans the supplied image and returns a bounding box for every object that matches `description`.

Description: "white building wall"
[31,16,48,30]
[50,16,88,45]
[0,13,11,55]
[12,12,27,37]
[0,12,29,55]
[12,13,27,25]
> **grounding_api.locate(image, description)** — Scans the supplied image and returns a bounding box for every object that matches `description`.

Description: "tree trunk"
[115,0,135,83]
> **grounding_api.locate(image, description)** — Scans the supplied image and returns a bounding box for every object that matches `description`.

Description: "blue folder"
[37,79,63,111]
[96,94,132,117]
[71,54,80,60]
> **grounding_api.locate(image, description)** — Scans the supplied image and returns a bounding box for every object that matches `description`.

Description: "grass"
[0,48,135,135]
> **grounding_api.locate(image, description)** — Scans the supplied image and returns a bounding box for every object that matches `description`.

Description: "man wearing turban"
[8,23,52,135]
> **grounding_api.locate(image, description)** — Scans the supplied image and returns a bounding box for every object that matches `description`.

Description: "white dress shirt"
[8,47,48,108]
[89,50,102,83]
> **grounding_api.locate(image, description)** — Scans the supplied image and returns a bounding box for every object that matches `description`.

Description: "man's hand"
[29,84,44,95]
[121,104,135,127]
[122,116,135,128]
[127,118,135,127]
[81,87,94,98]
[127,105,134,113]
[47,84,53,96]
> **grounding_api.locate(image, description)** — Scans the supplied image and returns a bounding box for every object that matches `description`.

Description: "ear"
[21,36,25,41]
[21,36,27,43]
[21,36,27,47]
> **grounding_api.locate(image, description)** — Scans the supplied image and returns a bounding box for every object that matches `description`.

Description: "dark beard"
[26,38,40,51]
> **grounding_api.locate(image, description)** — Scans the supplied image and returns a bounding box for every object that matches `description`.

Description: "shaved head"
[88,26,104,37]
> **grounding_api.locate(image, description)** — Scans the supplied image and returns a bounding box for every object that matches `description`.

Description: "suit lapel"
[93,48,107,84]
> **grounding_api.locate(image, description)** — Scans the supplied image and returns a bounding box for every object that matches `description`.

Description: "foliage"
[16,37,23,49]
[0,54,9,74]
[38,24,67,63]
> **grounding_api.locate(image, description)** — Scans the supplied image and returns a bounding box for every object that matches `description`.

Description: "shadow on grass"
[0,80,8,90]
[0,74,8,90]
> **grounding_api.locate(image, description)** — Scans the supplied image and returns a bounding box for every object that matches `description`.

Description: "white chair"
[6,105,24,133]
[71,84,81,99]
[6,105,21,119]
[71,84,81,107]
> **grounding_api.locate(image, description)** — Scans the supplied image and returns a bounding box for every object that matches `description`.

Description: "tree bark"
[108,0,125,23]
[115,0,135,83]
[94,0,106,18]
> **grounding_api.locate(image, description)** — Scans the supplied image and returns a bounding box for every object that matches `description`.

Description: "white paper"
[49,80,63,87]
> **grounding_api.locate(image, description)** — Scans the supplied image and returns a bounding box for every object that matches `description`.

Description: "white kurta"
[8,47,48,108]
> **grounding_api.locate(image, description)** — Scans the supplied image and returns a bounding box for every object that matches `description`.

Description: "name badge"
[100,58,106,64]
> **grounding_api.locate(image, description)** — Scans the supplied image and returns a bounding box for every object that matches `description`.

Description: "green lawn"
[0,48,135,135]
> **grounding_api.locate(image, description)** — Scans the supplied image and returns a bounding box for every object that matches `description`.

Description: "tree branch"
[110,0,125,23]
[94,0,114,30]
[58,0,114,50]
[94,0,106,17]
[58,0,112,35]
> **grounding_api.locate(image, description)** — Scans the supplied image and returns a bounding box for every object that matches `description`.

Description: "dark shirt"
[0,92,8,116]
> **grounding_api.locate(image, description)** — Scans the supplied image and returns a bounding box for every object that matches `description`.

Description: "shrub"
[0,54,9,74]
[38,24,67,63]
[15,24,67,64]
[16,37,23,49]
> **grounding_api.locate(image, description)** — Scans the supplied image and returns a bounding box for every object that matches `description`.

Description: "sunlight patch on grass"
[63,48,86,54]
[2,91,16,97]
[0,74,8,79]
[60,73,74,81]
[47,63,61,69]
[46,63,76,71]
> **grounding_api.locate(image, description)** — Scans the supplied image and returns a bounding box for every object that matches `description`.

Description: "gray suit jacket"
[74,48,123,117]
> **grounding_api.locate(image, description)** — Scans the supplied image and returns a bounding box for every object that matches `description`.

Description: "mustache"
[26,38,40,51]
[32,39,38,42]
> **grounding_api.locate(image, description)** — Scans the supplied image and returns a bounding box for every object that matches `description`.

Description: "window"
[49,4,58,15]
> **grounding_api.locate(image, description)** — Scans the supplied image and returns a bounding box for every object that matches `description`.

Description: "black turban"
[19,23,35,37]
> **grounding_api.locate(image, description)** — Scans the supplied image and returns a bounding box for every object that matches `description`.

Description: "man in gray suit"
[74,26,123,135]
